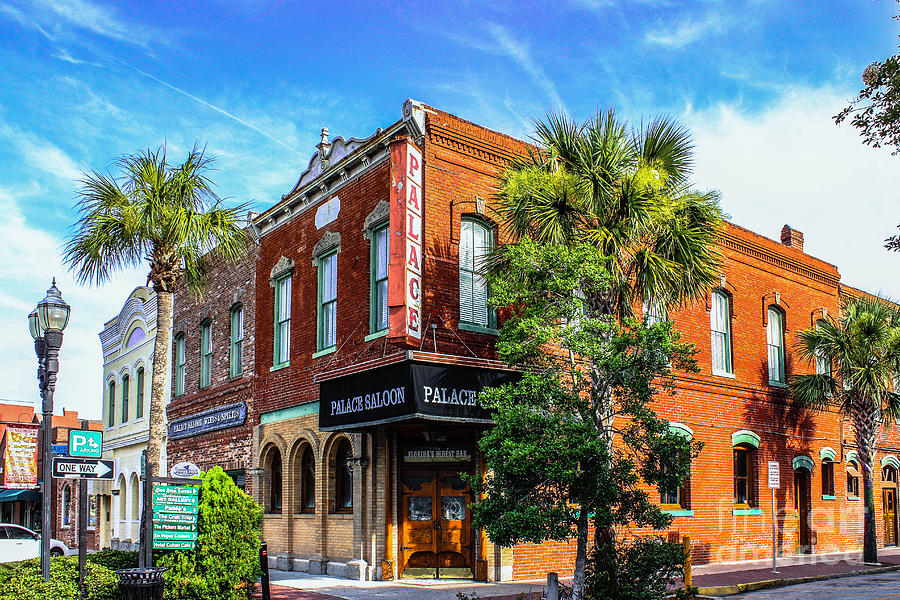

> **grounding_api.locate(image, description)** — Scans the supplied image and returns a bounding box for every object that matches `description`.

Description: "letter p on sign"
[69,430,103,458]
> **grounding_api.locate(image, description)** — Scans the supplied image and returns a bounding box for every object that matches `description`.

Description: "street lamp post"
[29,278,70,582]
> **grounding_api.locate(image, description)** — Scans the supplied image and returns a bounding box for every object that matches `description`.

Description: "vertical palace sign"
[389,137,424,343]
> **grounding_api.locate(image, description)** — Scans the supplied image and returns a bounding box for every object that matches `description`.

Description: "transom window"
[767,307,786,384]
[174,333,185,396]
[200,319,212,389]
[459,218,494,328]
[370,225,389,333]
[230,304,244,377]
[274,275,291,366]
[318,252,338,351]
[710,291,732,375]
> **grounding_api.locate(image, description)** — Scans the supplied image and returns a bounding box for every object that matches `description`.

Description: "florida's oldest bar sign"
[389,137,424,342]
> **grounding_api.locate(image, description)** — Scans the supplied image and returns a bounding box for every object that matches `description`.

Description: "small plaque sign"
[767,461,780,489]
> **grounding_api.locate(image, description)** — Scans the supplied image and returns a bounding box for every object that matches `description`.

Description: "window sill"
[848,495,860,501]
[293,512,316,518]
[312,347,336,359]
[270,362,290,372]
[733,508,762,516]
[712,370,735,379]
[768,380,788,389]
[822,494,836,501]
[364,330,388,342]
[459,322,499,336]
[662,509,694,517]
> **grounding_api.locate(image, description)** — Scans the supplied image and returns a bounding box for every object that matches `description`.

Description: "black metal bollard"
[115,567,166,600]
[260,542,271,600]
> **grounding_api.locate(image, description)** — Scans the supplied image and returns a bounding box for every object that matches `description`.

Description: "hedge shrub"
[87,549,139,571]
[157,466,262,600]
[0,556,118,600]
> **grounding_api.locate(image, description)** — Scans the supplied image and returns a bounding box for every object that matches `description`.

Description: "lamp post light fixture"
[29,278,70,582]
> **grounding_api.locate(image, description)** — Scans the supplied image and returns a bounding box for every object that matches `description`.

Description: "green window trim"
[731,430,760,449]
[317,251,338,352]
[819,447,836,462]
[792,455,815,472]
[135,368,144,419]
[822,495,836,501]
[458,321,499,336]
[230,304,244,378]
[732,508,762,516]
[312,347,336,359]
[668,422,694,440]
[846,450,859,464]
[848,495,860,501]
[107,380,115,427]
[364,330,388,342]
[199,320,212,389]
[662,509,694,517]
[174,334,186,396]
[882,455,900,470]
[459,218,496,330]
[369,224,389,335]
[121,374,129,423]
[273,274,291,368]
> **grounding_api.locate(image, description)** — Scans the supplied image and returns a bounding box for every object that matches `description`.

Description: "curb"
[697,563,900,596]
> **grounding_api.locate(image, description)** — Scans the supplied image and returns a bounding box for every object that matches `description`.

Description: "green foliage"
[157,467,262,600]
[0,556,118,600]
[585,537,685,600]
[672,585,701,600]
[86,549,139,571]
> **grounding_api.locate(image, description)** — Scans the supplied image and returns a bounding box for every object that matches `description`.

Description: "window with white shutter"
[318,251,338,351]
[459,218,495,329]
[274,275,291,366]
[767,307,785,384]
[710,291,732,375]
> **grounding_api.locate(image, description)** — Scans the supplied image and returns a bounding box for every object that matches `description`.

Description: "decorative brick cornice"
[719,228,839,288]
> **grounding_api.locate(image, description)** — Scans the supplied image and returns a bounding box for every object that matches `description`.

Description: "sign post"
[767,461,780,573]
[77,421,91,600]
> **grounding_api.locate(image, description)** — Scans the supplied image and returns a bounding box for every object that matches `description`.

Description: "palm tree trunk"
[147,289,174,470]
[863,463,879,563]
[855,405,880,564]
[572,508,589,600]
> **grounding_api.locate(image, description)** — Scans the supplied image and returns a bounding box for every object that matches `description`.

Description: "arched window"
[459,218,495,329]
[767,307,786,384]
[299,446,315,513]
[121,373,129,423]
[815,319,829,375]
[200,319,212,389]
[334,439,353,512]
[107,380,116,427]
[230,304,244,377]
[710,291,732,375]
[118,476,127,521]
[884,465,898,484]
[268,448,282,514]
[136,367,144,419]
[62,485,71,526]
[130,474,140,521]
[822,459,835,497]
[174,333,186,396]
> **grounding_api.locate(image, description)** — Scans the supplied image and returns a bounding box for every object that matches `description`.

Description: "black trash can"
[115,567,166,600]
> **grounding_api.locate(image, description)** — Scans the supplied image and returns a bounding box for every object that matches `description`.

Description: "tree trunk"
[572,508,589,600]
[863,463,879,564]
[146,290,174,471]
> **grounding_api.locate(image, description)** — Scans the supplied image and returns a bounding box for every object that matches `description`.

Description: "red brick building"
[168,99,900,581]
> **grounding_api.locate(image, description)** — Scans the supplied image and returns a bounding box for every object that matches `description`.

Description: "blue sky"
[1,0,899,419]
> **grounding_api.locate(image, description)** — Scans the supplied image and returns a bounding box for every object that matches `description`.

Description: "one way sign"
[52,457,114,480]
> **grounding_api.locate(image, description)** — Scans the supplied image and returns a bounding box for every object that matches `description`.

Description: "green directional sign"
[153,530,198,541]
[153,503,197,514]
[153,484,198,496]
[153,512,197,523]
[154,522,197,533]
[152,494,199,507]
[69,430,102,458]
[153,540,195,550]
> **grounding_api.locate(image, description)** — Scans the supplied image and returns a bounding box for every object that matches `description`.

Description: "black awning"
[318,360,519,430]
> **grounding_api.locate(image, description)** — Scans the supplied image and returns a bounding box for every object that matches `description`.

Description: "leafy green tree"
[158,467,263,599]
[472,239,701,600]
[496,110,723,319]
[789,296,900,564]
[64,145,251,471]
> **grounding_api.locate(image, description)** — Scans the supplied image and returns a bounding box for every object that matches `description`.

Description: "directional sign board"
[69,430,102,458]
[52,457,114,480]
[152,482,200,550]
[767,461,780,489]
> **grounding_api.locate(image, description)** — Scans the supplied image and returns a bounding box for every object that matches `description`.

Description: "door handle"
[433,521,441,530]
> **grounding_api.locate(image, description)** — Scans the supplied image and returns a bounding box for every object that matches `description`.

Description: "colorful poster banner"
[3,425,39,489]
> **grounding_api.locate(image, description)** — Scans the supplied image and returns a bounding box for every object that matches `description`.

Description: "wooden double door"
[400,468,473,578]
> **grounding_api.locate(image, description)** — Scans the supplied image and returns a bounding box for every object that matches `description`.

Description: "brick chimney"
[781,224,804,252]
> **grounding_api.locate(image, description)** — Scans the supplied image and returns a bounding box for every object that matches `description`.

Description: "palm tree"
[493,110,724,599]
[789,296,900,564]
[64,144,251,472]
[497,110,724,319]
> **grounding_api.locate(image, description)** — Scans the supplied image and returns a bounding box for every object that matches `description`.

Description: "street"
[733,571,900,599]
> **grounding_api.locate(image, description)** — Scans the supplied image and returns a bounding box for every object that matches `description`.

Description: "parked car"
[0,524,69,563]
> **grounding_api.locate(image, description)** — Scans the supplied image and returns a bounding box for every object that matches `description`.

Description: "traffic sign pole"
[768,461,780,574]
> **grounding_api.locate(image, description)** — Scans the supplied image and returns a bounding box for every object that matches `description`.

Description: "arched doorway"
[883,463,898,547]
[793,457,813,554]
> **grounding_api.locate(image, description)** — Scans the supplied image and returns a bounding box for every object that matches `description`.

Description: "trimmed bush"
[87,549,139,571]
[157,466,262,600]
[0,556,118,600]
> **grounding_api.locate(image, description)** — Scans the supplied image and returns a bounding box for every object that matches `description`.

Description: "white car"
[0,524,69,563]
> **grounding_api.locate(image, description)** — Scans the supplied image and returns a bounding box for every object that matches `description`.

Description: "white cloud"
[0,188,145,420]
[0,123,83,184]
[645,11,730,48]
[681,85,900,300]
[33,0,163,49]
[484,22,566,113]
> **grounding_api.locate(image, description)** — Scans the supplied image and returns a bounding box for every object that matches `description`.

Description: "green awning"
[0,488,40,502]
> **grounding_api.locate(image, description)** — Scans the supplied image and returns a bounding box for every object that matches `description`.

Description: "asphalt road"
[732,570,900,599]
